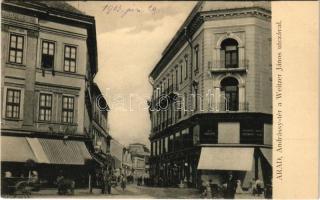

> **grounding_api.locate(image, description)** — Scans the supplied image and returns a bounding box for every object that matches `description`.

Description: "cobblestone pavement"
[24,184,264,199]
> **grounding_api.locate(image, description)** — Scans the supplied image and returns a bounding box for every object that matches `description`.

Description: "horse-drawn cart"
[2,177,40,198]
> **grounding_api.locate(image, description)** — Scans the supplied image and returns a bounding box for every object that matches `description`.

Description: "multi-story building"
[148,2,272,189]
[128,143,150,180]
[1,1,98,187]
[86,83,112,171]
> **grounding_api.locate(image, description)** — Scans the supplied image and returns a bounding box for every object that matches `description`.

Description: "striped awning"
[38,138,91,165]
[2,136,91,165]
[1,136,37,162]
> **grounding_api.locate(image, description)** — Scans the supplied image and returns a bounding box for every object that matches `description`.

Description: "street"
[27,184,264,199]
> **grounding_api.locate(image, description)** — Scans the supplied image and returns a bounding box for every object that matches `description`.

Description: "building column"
[238,84,245,110]
[22,30,38,128]
[214,86,220,111]
[238,46,245,68]
[215,47,221,68]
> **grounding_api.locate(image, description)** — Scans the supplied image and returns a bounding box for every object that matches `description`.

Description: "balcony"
[213,102,249,112]
[210,59,248,73]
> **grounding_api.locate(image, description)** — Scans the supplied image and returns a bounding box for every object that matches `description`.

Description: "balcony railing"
[211,59,249,70]
[214,102,249,112]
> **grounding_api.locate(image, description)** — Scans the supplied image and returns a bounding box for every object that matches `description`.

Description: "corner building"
[148,2,272,189]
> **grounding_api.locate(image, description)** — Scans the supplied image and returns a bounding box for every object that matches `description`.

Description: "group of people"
[96,169,129,194]
[200,173,271,199]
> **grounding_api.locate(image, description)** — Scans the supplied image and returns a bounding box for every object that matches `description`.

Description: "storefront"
[1,136,93,188]
[197,146,272,190]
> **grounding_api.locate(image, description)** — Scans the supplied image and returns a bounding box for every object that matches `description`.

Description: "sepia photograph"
[2,0,317,199]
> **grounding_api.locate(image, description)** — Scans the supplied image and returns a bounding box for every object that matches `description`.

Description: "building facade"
[122,148,133,177]
[128,143,150,180]
[148,2,272,189]
[110,139,124,176]
[1,1,98,187]
[86,83,113,174]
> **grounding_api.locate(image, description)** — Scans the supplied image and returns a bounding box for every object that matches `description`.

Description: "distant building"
[128,143,150,179]
[1,1,98,187]
[110,139,124,176]
[122,148,133,176]
[148,2,272,189]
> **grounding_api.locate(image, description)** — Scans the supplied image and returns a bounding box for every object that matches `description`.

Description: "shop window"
[240,121,263,144]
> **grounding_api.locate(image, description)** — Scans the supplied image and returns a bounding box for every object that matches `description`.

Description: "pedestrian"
[255,178,263,196]
[30,171,40,191]
[120,174,127,191]
[101,169,106,194]
[105,173,112,194]
[235,179,243,194]
[264,176,272,199]
[250,178,256,195]
[56,171,65,195]
[224,173,237,199]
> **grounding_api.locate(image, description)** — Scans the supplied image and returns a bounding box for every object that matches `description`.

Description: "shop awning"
[260,148,272,166]
[26,138,50,163]
[38,138,92,165]
[1,136,37,162]
[197,147,254,171]
[113,156,121,169]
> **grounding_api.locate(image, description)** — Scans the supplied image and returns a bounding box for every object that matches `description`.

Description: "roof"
[37,1,84,15]
[3,0,85,15]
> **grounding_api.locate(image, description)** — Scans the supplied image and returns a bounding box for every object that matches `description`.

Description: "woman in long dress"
[235,179,243,194]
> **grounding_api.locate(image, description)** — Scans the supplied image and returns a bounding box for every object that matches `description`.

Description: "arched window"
[221,77,239,111]
[221,39,239,68]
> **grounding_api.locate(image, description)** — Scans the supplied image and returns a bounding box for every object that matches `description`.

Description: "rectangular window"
[64,45,77,72]
[184,56,188,79]
[180,64,183,84]
[9,34,24,64]
[62,96,74,123]
[194,46,199,71]
[171,73,174,91]
[39,93,52,121]
[5,89,21,119]
[41,41,55,69]
[175,69,178,90]
[184,93,188,115]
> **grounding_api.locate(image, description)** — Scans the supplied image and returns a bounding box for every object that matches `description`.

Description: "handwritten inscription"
[102,4,159,18]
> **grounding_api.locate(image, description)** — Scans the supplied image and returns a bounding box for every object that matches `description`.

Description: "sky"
[68,1,196,147]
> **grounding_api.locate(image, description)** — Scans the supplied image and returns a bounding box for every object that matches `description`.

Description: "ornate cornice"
[201,7,271,21]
